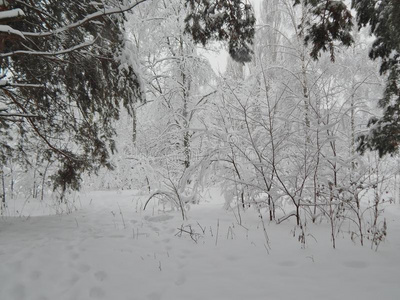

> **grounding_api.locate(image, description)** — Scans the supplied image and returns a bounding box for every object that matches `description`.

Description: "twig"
[197,221,206,234]
[215,219,219,246]
[175,225,201,243]
[116,202,126,229]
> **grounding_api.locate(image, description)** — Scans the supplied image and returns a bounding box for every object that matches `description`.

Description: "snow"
[0,189,399,300]
[389,49,399,60]
[0,9,25,20]
[0,79,8,87]
[0,25,25,40]
[0,99,7,111]
[21,1,148,38]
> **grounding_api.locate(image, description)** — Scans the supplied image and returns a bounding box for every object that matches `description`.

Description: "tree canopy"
[353,0,400,157]
[0,0,256,193]
[185,0,256,63]
[0,0,147,193]
[292,0,400,157]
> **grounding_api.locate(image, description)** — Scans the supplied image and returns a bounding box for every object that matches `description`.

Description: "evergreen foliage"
[184,0,256,63]
[0,1,143,192]
[353,0,400,156]
[294,0,354,61]
[295,0,400,156]
[0,0,257,194]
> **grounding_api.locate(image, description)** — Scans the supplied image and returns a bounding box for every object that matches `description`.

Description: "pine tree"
[294,0,354,61]
[294,0,400,156]
[0,1,145,193]
[353,0,400,156]
[185,0,256,63]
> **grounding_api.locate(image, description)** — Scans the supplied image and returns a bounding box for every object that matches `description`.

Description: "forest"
[0,1,400,299]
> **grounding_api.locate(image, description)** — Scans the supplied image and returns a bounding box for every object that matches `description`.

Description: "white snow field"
[1,190,400,300]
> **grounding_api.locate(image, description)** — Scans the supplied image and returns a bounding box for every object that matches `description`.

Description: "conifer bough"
[0,0,256,192]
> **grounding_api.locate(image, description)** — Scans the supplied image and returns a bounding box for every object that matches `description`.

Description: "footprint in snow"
[150,226,160,232]
[175,273,187,286]
[7,260,23,273]
[70,252,80,260]
[29,270,42,280]
[23,252,33,259]
[108,234,125,239]
[278,260,297,267]
[89,286,105,299]
[226,255,240,262]
[177,261,185,269]
[342,261,368,269]
[9,283,26,300]
[68,273,80,285]
[77,264,91,273]
[166,228,175,234]
[94,271,107,282]
[147,292,162,300]
[145,215,174,222]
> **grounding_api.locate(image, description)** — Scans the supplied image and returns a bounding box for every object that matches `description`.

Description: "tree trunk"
[1,166,6,214]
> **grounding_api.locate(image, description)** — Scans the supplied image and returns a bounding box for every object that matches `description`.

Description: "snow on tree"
[0,0,256,204]
[294,0,400,157]
[353,0,400,156]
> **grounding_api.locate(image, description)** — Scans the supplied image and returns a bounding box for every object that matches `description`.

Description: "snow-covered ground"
[1,190,400,300]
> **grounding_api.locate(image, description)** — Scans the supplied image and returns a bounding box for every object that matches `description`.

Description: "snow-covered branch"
[0,40,95,58]
[0,25,25,40]
[21,0,149,38]
[0,112,40,118]
[0,8,25,21]
[0,80,44,88]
